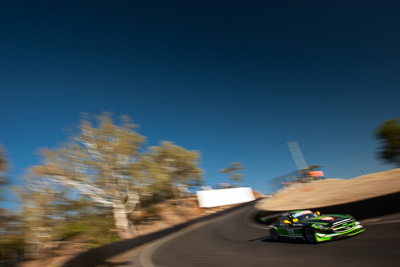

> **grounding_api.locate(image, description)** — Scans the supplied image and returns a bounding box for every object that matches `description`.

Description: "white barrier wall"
[196,187,255,208]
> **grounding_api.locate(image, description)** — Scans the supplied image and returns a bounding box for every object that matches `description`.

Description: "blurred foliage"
[220,162,245,187]
[0,145,9,175]
[28,113,146,239]
[136,141,203,199]
[375,118,400,167]
[61,211,120,247]
[0,144,9,201]
[0,114,204,262]
[0,145,24,263]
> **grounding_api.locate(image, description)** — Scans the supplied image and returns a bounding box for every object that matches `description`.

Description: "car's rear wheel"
[270,228,280,241]
[304,227,316,243]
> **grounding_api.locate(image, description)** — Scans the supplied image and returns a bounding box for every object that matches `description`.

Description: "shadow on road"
[95,260,133,266]
[247,235,273,242]
[247,235,325,244]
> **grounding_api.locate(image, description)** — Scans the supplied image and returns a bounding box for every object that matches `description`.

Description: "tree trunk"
[112,201,136,239]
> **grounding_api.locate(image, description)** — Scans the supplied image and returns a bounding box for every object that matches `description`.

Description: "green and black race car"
[269,210,365,243]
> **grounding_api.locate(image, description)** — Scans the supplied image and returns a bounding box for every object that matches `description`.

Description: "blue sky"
[1,1,399,194]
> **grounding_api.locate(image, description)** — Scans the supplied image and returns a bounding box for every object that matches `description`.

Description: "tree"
[28,113,145,239]
[0,145,8,177]
[375,119,400,167]
[17,178,68,259]
[0,145,11,222]
[0,144,10,200]
[136,141,203,201]
[18,177,120,258]
[220,162,245,187]
[0,145,24,263]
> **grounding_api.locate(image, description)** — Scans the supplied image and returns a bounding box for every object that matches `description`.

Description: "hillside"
[255,168,400,211]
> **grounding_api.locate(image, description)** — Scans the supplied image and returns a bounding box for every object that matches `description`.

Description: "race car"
[269,210,365,243]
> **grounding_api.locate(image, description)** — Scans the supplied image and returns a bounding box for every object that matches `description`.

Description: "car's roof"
[282,210,308,215]
[280,210,313,217]
[290,210,308,214]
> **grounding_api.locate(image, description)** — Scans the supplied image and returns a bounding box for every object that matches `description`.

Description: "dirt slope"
[255,168,400,211]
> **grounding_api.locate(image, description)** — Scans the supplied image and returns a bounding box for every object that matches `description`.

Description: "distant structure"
[218,183,232,189]
[267,165,324,194]
[201,186,212,191]
[287,141,324,181]
[266,142,324,194]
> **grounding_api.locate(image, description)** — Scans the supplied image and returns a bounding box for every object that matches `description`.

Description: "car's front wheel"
[270,228,280,241]
[303,227,316,243]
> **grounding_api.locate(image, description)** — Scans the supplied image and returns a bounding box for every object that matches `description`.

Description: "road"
[121,202,400,267]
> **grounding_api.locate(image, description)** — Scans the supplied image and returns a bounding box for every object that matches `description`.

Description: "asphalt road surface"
[127,203,400,267]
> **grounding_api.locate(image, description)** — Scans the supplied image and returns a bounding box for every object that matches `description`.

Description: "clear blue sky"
[1,0,399,194]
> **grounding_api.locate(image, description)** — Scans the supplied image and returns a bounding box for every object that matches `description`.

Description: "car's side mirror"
[283,220,291,224]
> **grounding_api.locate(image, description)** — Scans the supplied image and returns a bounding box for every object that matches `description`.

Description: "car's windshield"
[291,210,318,221]
[295,213,318,221]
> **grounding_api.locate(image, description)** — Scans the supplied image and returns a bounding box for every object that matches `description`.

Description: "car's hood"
[303,214,352,225]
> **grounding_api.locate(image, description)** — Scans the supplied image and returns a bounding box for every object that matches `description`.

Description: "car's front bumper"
[315,224,365,242]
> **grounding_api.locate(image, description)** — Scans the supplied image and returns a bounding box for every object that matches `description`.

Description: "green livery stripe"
[315,227,365,242]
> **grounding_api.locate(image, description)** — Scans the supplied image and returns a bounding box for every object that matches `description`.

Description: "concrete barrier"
[63,201,252,267]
